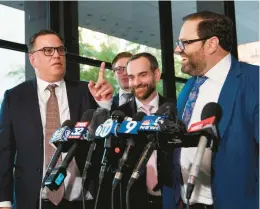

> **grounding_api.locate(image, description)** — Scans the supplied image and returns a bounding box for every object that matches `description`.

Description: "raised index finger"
[98,62,105,82]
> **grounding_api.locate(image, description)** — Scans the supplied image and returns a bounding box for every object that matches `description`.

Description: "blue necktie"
[182,76,208,127]
[171,76,208,204]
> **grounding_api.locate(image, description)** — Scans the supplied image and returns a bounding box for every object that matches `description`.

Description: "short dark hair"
[111,52,133,70]
[183,11,234,52]
[27,29,64,53]
[127,52,159,71]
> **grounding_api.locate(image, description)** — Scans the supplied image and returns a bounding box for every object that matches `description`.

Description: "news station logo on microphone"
[139,115,165,132]
[68,122,89,139]
[188,116,215,133]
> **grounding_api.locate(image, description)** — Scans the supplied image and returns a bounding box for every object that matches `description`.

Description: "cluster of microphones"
[41,101,222,208]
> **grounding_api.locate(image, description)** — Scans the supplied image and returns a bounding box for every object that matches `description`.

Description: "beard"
[131,82,156,101]
[181,49,207,76]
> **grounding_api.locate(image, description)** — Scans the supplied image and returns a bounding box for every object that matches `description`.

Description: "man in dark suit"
[111,52,175,209]
[0,29,114,209]
[164,11,259,209]
[111,52,133,109]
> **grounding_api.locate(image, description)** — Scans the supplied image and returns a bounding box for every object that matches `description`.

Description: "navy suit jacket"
[163,57,259,209]
[0,79,98,209]
[111,93,119,110]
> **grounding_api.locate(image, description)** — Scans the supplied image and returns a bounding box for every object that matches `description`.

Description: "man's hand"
[88,62,114,101]
[0,207,12,209]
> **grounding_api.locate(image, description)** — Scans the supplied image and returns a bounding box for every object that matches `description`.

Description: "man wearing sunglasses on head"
[0,29,114,209]
[111,52,133,109]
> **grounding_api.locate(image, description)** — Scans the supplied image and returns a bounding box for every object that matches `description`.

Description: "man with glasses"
[0,29,114,209]
[111,52,133,109]
[164,11,259,209]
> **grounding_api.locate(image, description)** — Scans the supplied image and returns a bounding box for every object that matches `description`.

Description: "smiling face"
[174,19,207,76]
[127,56,160,102]
[29,34,66,82]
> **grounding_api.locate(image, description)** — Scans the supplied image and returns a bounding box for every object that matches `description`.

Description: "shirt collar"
[119,88,131,98]
[36,77,65,94]
[205,53,231,85]
[135,92,159,111]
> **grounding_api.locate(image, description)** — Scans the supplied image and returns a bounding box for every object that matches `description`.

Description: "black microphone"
[112,112,146,190]
[81,108,110,184]
[44,109,95,191]
[99,110,126,183]
[186,102,222,202]
[41,120,75,188]
[127,102,176,189]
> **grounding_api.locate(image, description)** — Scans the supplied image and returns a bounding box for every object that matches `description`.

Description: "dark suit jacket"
[164,57,259,209]
[111,93,119,110]
[0,79,98,209]
[105,94,175,209]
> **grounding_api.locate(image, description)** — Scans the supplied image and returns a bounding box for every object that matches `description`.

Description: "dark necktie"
[122,93,133,104]
[45,84,65,205]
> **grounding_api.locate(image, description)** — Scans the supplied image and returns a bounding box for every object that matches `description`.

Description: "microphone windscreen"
[132,112,146,121]
[61,120,75,129]
[80,109,96,122]
[201,102,222,124]
[156,102,176,119]
[88,108,110,134]
[111,110,126,122]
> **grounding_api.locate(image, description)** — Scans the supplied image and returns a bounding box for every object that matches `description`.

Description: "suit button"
[36,168,41,173]
[40,144,43,148]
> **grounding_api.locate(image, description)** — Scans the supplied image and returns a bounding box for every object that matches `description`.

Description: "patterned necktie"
[122,93,133,104]
[45,84,65,205]
[182,76,208,127]
[141,105,160,195]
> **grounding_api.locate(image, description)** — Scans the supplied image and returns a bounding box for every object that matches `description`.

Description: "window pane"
[0,1,49,44]
[0,49,25,104]
[78,1,163,95]
[235,1,260,65]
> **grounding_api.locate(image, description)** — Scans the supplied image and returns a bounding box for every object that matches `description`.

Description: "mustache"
[132,84,147,89]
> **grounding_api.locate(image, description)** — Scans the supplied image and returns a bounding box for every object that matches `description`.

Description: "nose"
[133,77,141,87]
[174,45,182,55]
[53,48,60,58]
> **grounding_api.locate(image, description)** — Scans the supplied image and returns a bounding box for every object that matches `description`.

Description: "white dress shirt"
[181,54,231,205]
[119,88,132,106]
[0,78,112,207]
[135,93,162,196]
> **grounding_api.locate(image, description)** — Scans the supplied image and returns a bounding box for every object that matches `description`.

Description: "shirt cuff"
[0,201,12,207]
[96,98,113,110]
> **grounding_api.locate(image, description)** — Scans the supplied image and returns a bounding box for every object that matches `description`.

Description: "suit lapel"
[114,93,119,107]
[29,79,43,133]
[65,81,79,123]
[177,78,196,120]
[218,56,242,138]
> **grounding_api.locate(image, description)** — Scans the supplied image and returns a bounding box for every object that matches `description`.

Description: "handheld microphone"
[41,120,75,188]
[112,112,146,190]
[186,102,222,201]
[44,109,95,191]
[127,102,176,189]
[99,110,126,183]
[81,108,110,184]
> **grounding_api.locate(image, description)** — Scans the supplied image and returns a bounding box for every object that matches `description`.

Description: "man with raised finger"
[0,29,113,209]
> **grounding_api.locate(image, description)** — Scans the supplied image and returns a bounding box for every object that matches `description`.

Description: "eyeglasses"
[31,46,67,56]
[176,36,213,51]
[113,66,127,74]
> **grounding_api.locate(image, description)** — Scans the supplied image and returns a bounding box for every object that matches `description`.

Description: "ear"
[154,68,161,82]
[29,53,35,68]
[206,36,219,55]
